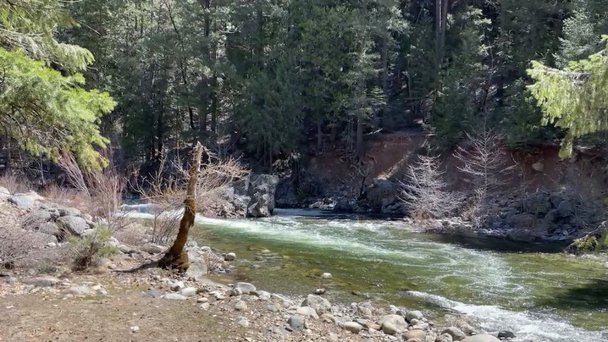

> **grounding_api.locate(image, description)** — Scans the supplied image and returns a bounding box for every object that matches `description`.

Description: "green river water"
[131,207,608,341]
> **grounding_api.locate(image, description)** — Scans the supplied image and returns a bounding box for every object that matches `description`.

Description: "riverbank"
[0,187,508,342]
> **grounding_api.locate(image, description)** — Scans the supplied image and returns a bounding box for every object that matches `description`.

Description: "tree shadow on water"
[537,279,608,310]
[428,233,568,253]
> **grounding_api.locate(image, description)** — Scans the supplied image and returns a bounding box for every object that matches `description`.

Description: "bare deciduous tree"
[454,130,513,224]
[400,155,461,221]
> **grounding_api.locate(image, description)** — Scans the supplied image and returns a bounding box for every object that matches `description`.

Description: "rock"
[199,302,210,310]
[436,333,454,342]
[68,285,94,296]
[0,186,10,198]
[235,300,248,311]
[8,191,43,209]
[210,291,226,300]
[531,161,544,172]
[321,272,333,279]
[523,193,552,217]
[341,321,363,334]
[180,287,197,297]
[405,310,425,322]
[24,276,60,287]
[556,200,574,218]
[461,334,501,342]
[320,313,336,323]
[57,215,90,236]
[246,174,279,217]
[380,314,408,335]
[130,326,139,333]
[255,290,271,301]
[236,316,250,327]
[163,293,188,300]
[357,178,406,215]
[233,282,256,295]
[165,279,185,291]
[287,314,305,331]
[403,329,426,341]
[497,331,515,339]
[143,289,162,298]
[442,327,467,341]
[140,243,165,254]
[296,306,318,319]
[313,288,326,295]
[301,294,331,314]
[184,247,208,281]
[224,252,236,261]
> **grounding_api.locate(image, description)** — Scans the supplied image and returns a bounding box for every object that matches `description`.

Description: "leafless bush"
[112,222,149,246]
[0,172,31,194]
[0,225,59,269]
[57,151,128,231]
[400,155,461,221]
[133,146,248,243]
[68,225,117,271]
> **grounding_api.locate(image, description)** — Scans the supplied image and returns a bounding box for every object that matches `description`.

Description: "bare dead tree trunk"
[158,142,203,271]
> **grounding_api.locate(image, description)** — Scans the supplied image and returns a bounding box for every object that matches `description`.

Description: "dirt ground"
[0,272,367,342]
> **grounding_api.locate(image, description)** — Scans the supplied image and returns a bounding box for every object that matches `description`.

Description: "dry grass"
[0,173,32,194]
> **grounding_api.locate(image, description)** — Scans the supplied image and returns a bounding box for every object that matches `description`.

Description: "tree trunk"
[356,116,364,160]
[158,142,203,271]
[435,0,448,66]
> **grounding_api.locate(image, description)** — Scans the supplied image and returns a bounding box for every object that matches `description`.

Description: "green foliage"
[528,36,608,157]
[68,225,117,271]
[0,48,115,168]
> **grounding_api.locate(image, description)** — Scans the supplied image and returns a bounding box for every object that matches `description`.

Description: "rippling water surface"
[127,207,608,342]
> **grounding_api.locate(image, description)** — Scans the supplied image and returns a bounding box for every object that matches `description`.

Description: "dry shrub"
[0,172,31,194]
[113,222,150,246]
[68,225,117,271]
[57,151,129,231]
[0,224,62,270]
[134,146,248,243]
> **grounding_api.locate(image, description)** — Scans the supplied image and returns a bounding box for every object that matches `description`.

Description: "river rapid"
[127,207,608,342]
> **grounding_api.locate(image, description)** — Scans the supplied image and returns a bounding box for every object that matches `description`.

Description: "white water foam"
[406,290,607,342]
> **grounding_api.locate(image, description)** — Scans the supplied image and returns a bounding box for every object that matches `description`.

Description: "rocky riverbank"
[0,186,516,342]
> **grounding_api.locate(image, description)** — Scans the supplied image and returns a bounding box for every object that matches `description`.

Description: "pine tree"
[528,36,608,157]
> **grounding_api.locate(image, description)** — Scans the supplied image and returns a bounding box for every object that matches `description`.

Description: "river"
[129,207,608,342]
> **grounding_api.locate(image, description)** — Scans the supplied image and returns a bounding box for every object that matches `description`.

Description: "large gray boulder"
[246,174,279,217]
[8,191,44,209]
[357,178,407,216]
[57,215,91,236]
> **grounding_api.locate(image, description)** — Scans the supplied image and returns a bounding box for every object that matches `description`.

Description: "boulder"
[380,314,408,335]
[233,282,257,295]
[301,294,331,314]
[246,174,279,217]
[287,314,305,331]
[8,191,43,209]
[341,322,363,334]
[357,178,406,216]
[184,247,208,281]
[403,329,426,341]
[0,186,10,198]
[57,215,90,236]
[461,334,500,342]
[296,306,318,319]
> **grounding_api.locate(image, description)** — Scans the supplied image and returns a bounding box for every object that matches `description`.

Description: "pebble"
[197,297,209,303]
[130,326,139,333]
[180,287,197,297]
[163,293,188,300]
[236,316,249,327]
[256,290,271,301]
[321,272,333,279]
[199,302,210,310]
[224,252,236,261]
[235,300,248,311]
